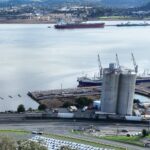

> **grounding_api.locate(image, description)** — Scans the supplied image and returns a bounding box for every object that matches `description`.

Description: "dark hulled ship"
[54,22,105,29]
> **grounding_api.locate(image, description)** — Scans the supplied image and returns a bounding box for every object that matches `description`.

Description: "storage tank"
[117,72,136,115]
[101,64,120,113]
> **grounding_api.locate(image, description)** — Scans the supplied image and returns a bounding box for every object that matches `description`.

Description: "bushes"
[17,104,25,113]
[38,104,47,111]
[75,97,93,108]
[142,129,149,137]
[0,136,48,150]
[0,136,16,150]
[63,101,73,108]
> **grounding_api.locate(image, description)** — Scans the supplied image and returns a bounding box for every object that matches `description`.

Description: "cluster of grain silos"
[101,63,136,116]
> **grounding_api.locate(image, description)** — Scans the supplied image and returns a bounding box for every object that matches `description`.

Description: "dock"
[135,82,150,97]
[28,82,150,106]
[28,86,101,102]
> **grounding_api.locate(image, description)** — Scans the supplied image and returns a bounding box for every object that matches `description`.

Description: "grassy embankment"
[102,135,144,147]
[72,130,150,148]
[0,129,125,150]
[102,134,150,147]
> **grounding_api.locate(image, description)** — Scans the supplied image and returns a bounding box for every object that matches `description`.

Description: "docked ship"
[54,22,105,29]
[77,54,150,87]
[77,75,150,87]
[116,22,150,27]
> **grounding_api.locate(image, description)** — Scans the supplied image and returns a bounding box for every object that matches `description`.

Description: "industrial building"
[101,63,136,116]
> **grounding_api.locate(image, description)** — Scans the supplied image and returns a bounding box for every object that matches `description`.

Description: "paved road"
[0,120,149,150]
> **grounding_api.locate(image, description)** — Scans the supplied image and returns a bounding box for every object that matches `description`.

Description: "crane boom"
[98,54,103,78]
[131,53,138,73]
[116,53,120,70]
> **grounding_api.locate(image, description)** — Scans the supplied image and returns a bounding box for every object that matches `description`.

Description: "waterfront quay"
[28,82,150,103]
[135,82,150,97]
[28,86,101,107]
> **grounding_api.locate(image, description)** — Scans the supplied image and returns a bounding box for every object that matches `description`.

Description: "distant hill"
[100,0,150,8]
[1,0,150,8]
[140,2,150,10]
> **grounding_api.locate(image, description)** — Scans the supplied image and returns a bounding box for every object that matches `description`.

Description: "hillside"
[1,0,150,8]
[101,0,150,8]
[140,2,150,10]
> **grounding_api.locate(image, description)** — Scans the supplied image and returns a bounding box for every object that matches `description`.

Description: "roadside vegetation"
[102,129,150,147]
[0,129,125,150]
[103,135,144,147]
[0,136,47,150]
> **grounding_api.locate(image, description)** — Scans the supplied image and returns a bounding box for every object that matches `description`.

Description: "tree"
[38,104,47,111]
[17,104,25,113]
[142,129,149,137]
[17,140,47,150]
[0,136,16,150]
[63,101,73,108]
[28,107,33,112]
[75,97,93,108]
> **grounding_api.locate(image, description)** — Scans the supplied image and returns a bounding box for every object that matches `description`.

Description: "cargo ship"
[116,22,150,27]
[77,54,150,87]
[54,22,105,29]
[77,76,150,87]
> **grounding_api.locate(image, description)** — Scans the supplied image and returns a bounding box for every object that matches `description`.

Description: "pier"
[135,82,150,97]
[28,86,101,102]
[28,82,150,104]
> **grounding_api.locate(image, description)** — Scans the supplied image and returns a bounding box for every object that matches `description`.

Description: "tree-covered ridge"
[1,0,150,8]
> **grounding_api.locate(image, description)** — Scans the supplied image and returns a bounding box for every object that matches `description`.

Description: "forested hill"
[140,2,150,10]
[0,0,150,8]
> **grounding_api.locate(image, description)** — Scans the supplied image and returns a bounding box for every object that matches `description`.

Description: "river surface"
[0,21,150,111]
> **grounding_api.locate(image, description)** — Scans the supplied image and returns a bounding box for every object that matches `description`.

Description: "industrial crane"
[116,53,121,70]
[131,53,138,73]
[98,54,103,78]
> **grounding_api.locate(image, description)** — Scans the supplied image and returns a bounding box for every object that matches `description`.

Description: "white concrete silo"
[101,63,120,114]
[117,72,136,115]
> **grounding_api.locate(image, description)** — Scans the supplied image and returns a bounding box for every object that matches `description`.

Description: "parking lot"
[31,135,114,150]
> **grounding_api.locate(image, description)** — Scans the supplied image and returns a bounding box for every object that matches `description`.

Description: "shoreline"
[0,18,150,24]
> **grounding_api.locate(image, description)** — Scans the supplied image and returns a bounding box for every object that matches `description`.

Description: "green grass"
[0,129,30,134]
[102,135,144,147]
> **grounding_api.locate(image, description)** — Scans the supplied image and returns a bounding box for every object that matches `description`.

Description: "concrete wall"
[101,70,120,113]
[117,73,136,115]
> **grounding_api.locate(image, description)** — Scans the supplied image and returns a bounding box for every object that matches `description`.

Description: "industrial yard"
[27,63,150,123]
[28,82,150,106]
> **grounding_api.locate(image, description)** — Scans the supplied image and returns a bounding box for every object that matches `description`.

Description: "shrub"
[75,97,93,108]
[142,129,149,137]
[17,104,25,113]
[38,104,47,111]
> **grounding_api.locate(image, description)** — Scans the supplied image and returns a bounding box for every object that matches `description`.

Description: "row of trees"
[17,104,47,113]
[17,97,93,113]
[63,97,93,108]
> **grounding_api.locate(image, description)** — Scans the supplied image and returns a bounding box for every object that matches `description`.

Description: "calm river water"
[0,21,150,111]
